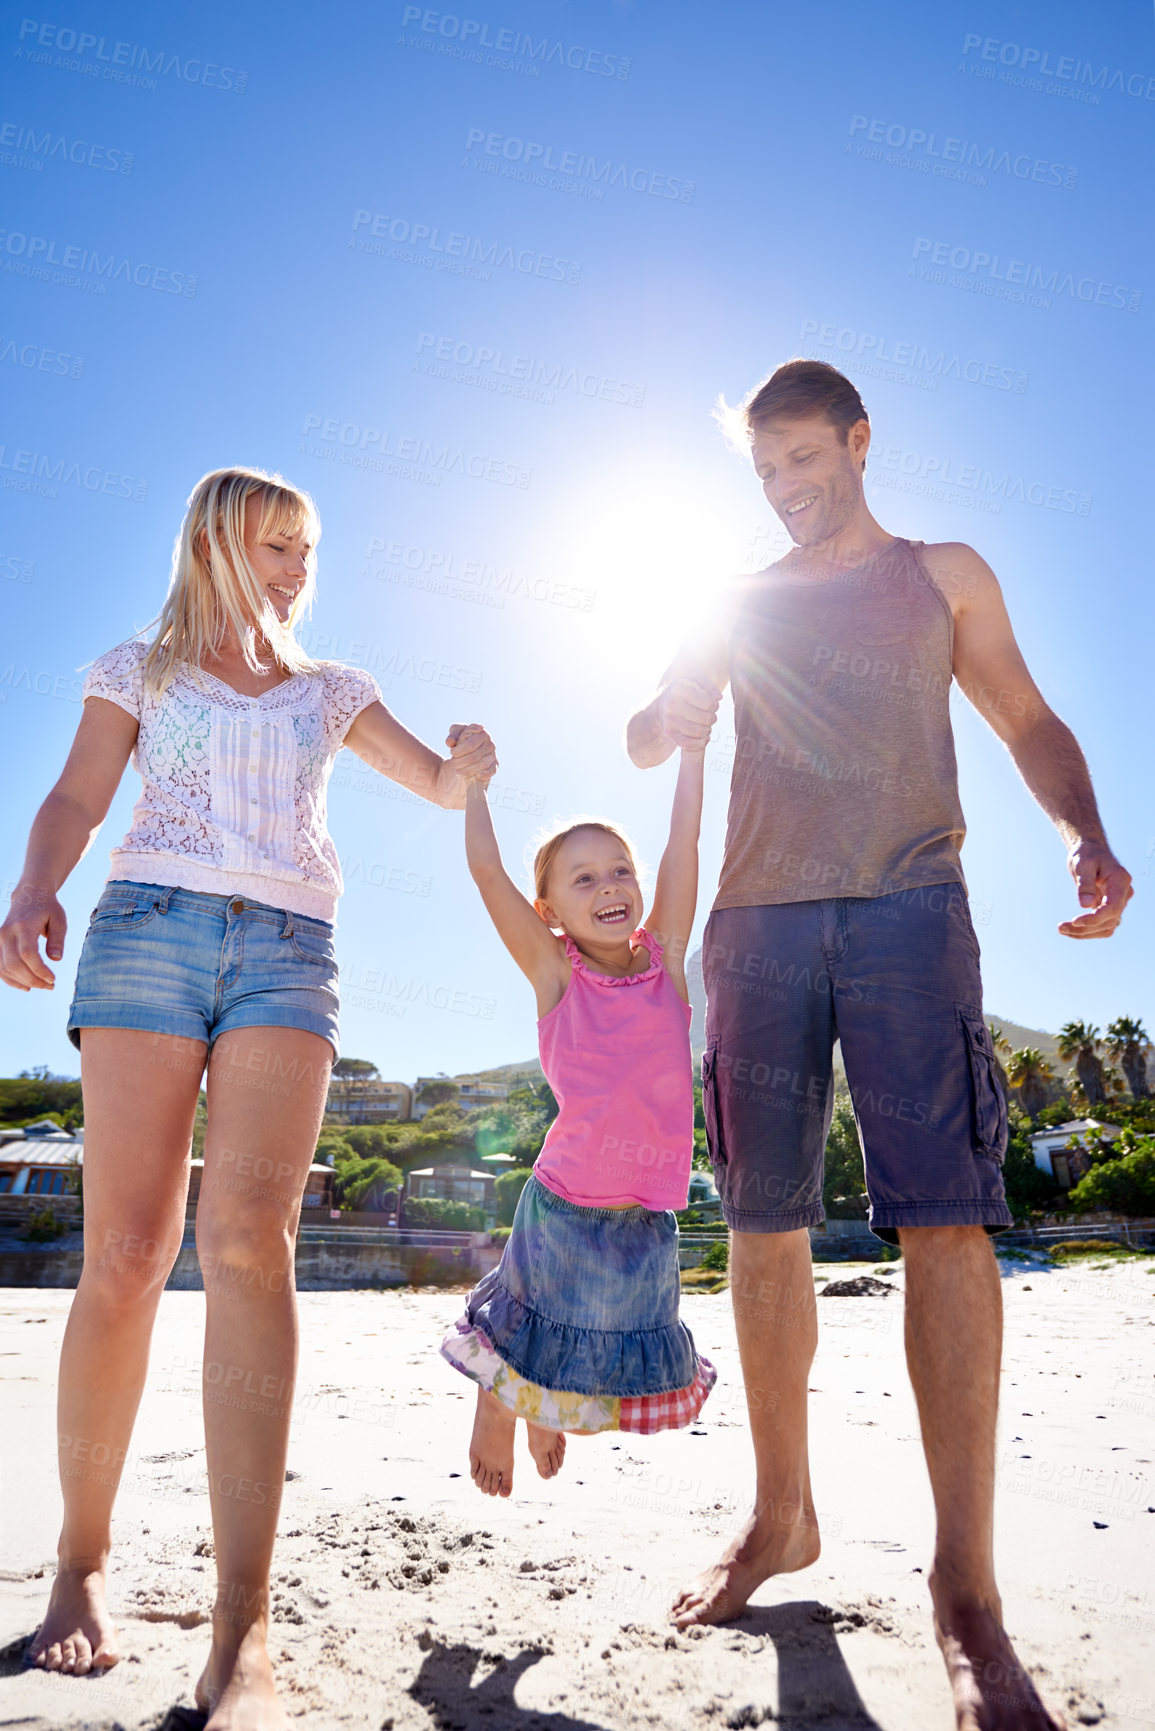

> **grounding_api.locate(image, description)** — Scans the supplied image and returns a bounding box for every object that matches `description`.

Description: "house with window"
[325,1076,413,1123]
[404,1161,496,1217]
[412,1076,510,1118]
[1031,1119,1122,1189]
[0,1121,83,1197]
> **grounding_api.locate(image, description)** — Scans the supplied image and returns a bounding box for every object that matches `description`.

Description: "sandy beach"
[1,1256,1151,1730]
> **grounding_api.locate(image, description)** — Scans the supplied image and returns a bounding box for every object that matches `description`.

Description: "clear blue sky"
[2,0,1151,1083]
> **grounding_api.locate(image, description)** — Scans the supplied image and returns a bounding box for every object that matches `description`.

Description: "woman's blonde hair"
[143,467,321,694]
[532,820,638,904]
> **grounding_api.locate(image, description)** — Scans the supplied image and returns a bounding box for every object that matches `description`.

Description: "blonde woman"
[0,468,494,1729]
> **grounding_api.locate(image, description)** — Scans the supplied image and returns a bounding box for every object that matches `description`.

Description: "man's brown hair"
[716,359,868,459]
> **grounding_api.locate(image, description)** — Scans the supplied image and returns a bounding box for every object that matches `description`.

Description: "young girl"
[0,466,493,1729]
[441,748,716,1495]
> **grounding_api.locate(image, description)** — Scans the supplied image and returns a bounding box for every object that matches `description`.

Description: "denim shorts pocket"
[959,1006,1008,1163]
[701,1048,727,1173]
[90,889,162,930]
[289,922,336,966]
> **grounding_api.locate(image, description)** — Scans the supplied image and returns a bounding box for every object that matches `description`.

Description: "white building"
[1031,1119,1122,1188]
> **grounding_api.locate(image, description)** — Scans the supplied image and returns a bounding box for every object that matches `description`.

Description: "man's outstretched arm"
[926,542,1132,939]
[626,634,730,769]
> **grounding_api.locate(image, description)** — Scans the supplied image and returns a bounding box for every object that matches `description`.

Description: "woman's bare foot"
[29,1561,118,1674]
[931,1577,1067,1730]
[469,1386,515,1496]
[670,1500,821,1627]
[196,1618,286,1731]
[526,1420,566,1479]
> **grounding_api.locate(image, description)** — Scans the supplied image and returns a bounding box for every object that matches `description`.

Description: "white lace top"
[83,641,382,921]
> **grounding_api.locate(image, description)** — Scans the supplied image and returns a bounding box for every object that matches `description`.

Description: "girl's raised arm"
[646,748,705,1003]
[465,780,568,1006]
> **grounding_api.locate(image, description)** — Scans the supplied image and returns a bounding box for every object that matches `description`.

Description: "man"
[627,359,1130,1731]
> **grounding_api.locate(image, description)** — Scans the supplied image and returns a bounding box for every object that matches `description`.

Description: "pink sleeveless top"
[532,927,694,1211]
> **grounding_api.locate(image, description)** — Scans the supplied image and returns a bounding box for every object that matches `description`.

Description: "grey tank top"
[714,537,967,909]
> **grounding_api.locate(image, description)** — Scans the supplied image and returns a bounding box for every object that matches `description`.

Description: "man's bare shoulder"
[918,540,1001,614]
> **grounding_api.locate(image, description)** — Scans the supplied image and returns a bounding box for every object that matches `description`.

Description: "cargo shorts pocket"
[700,1048,728,1178]
[959,1007,1008,1163]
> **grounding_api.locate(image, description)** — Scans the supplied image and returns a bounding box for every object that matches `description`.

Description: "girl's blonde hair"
[143,467,321,694]
[533,820,638,904]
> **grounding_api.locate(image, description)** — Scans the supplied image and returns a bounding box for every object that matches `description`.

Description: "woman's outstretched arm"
[0,698,139,990]
[344,702,495,809]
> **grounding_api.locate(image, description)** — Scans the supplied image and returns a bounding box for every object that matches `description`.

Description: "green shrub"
[495,1166,533,1226]
[699,1238,729,1273]
[21,1207,68,1242]
[1067,1139,1155,1217]
[335,1156,403,1211]
[1049,1239,1132,1259]
[403,1197,485,1230]
[489,1226,512,1247]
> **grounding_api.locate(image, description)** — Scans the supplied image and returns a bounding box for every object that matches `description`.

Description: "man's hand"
[440,724,498,805]
[657,679,722,752]
[1059,838,1132,939]
[0,886,67,991]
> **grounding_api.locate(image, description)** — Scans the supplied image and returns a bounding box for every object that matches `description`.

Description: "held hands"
[0,885,67,991]
[441,724,498,805]
[657,678,722,753]
[1059,838,1132,939]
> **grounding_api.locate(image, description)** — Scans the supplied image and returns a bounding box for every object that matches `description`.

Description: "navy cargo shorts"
[700,885,1012,1244]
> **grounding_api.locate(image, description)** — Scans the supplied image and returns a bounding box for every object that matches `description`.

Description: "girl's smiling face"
[243,494,312,625]
[536,826,643,949]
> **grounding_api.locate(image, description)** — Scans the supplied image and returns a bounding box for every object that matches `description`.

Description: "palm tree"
[1057,1021,1108,1108]
[1105,1017,1149,1099]
[1005,1048,1054,1120]
[987,1024,1012,1099]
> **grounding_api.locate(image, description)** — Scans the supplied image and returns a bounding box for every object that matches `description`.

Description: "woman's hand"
[0,884,67,991]
[440,725,498,806]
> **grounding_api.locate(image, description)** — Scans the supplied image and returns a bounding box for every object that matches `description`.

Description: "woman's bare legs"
[193,1026,330,1731]
[31,1029,205,1674]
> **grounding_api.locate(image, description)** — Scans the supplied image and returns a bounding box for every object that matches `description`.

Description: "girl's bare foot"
[29,1561,118,1674]
[196,1619,286,1731]
[526,1420,566,1479]
[670,1501,821,1627]
[469,1386,515,1496]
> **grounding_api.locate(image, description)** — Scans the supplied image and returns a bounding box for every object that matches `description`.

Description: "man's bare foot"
[469,1386,515,1496]
[196,1619,286,1731]
[526,1420,566,1479]
[670,1502,821,1628]
[28,1561,118,1674]
[932,1581,1067,1731]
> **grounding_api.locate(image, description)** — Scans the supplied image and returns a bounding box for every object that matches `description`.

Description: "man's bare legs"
[901,1225,1064,1731]
[30,1029,204,1674]
[469,1388,566,1495]
[193,1025,330,1731]
[671,1228,820,1626]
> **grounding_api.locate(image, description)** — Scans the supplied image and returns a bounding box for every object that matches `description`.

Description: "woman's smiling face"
[242,494,312,625]
[536,826,643,946]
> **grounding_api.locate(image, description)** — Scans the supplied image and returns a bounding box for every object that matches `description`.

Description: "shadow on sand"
[407,1604,884,1730]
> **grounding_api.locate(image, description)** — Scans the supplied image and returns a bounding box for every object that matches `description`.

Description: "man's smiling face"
[751,412,870,548]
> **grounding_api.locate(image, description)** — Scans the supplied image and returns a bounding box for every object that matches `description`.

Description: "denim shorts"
[67,881,340,1058]
[701,886,1011,1243]
[458,1173,702,1397]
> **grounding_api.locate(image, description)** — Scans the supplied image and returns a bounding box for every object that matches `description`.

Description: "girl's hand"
[441,724,498,803]
[0,885,67,991]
